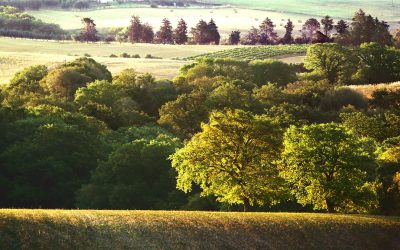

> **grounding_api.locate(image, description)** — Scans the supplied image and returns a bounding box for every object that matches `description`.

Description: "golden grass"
[347,82,400,99]
[0,209,399,249]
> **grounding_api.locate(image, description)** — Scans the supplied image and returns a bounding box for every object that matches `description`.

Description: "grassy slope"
[0,210,399,250]
[347,82,400,98]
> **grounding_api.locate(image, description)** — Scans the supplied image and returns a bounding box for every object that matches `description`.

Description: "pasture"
[0,209,399,249]
[0,37,306,84]
[0,37,237,83]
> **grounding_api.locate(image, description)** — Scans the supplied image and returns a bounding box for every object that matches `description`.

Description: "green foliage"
[40,57,112,101]
[304,43,354,84]
[171,109,285,210]
[158,90,209,138]
[0,6,67,40]
[376,136,400,215]
[186,44,309,61]
[280,123,378,213]
[180,58,297,87]
[249,60,297,87]
[0,105,107,208]
[77,126,182,209]
[74,80,152,129]
[320,87,368,111]
[340,111,400,142]
[2,65,48,107]
[354,43,400,84]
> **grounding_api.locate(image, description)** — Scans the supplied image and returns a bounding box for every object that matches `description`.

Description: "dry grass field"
[0,209,399,249]
[348,82,400,98]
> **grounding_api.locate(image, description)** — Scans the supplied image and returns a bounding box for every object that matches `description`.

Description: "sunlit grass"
[0,209,399,249]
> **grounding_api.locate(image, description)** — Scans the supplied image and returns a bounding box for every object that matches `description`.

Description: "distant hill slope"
[210,0,400,22]
[0,210,399,249]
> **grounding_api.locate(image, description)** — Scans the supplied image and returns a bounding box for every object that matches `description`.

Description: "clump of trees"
[0,6,68,40]
[303,42,400,85]
[1,44,399,214]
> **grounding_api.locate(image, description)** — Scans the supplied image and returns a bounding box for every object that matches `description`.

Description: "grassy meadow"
[0,209,399,249]
[0,37,308,84]
[0,37,238,83]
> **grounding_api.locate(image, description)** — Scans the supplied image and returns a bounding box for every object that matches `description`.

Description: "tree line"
[0,6,68,40]
[79,9,400,47]
[0,41,399,213]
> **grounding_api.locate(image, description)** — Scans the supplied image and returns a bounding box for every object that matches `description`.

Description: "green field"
[0,210,399,249]
[186,44,309,60]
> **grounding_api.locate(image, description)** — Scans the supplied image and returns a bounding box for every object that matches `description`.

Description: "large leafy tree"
[304,43,353,84]
[354,42,400,84]
[280,123,378,213]
[171,109,284,211]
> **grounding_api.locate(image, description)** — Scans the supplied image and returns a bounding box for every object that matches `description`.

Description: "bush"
[320,87,368,111]
[120,53,130,58]
[109,54,117,58]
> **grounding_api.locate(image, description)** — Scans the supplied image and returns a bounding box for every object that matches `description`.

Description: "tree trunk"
[243,198,251,212]
[326,199,335,213]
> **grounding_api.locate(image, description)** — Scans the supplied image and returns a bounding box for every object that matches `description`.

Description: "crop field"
[0,37,241,83]
[186,44,309,61]
[0,210,399,249]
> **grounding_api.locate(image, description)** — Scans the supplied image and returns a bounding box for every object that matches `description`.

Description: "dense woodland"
[0,41,399,214]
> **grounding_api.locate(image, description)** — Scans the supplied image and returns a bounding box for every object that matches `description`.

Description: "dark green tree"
[128,15,142,43]
[228,30,241,45]
[283,19,294,44]
[157,18,174,44]
[174,18,188,44]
